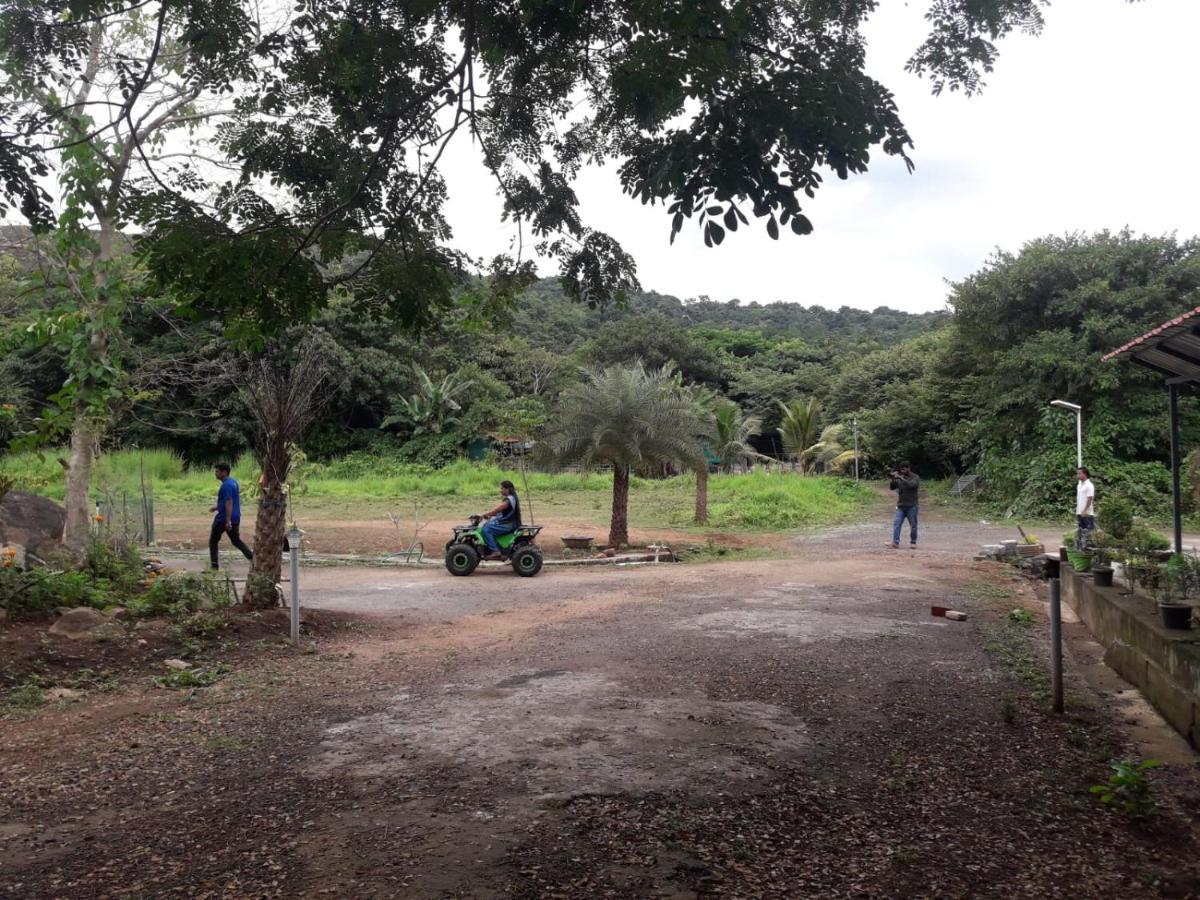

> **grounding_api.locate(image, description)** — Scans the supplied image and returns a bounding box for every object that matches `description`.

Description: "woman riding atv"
[478,480,521,560]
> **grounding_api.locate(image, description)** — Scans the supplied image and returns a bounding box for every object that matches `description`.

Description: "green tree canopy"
[3,0,1083,331]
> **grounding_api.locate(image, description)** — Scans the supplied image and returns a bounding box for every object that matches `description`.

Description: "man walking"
[889,462,920,549]
[1076,466,1096,536]
[209,463,253,570]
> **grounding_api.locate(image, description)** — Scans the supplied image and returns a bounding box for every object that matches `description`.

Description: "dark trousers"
[210,520,253,569]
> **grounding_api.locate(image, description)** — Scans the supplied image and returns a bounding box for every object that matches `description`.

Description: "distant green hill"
[510,278,947,350]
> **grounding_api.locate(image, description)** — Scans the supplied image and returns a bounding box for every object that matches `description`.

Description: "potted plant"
[1129,524,1173,562]
[1018,531,1044,558]
[1091,545,1115,588]
[1066,548,1092,572]
[1059,531,1074,563]
[1157,554,1196,630]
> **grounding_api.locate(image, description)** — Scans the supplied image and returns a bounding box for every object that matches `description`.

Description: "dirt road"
[2,513,1199,897]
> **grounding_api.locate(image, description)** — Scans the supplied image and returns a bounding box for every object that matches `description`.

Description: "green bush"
[1128,524,1170,552]
[128,572,227,619]
[1098,496,1134,543]
[978,440,1171,521]
[0,567,107,617]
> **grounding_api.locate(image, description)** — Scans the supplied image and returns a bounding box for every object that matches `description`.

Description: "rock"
[164,658,191,671]
[48,607,109,640]
[0,491,66,564]
[91,621,126,642]
[45,687,82,702]
[944,610,968,621]
[103,606,129,619]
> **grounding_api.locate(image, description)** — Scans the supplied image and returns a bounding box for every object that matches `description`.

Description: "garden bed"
[0,605,366,712]
[1062,567,1200,748]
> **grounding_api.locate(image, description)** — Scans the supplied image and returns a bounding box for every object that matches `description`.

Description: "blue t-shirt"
[215,478,241,524]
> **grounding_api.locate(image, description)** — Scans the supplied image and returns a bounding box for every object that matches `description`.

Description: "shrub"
[978,441,1170,520]
[128,572,227,619]
[1128,524,1170,553]
[0,567,106,617]
[1098,496,1134,543]
[83,540,144,589]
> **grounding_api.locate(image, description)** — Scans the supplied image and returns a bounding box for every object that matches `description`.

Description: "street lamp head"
[1049,400,1081,412]
[286,526,302,550]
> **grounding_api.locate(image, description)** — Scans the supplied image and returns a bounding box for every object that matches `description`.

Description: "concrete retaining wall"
[1062,569,1200,748]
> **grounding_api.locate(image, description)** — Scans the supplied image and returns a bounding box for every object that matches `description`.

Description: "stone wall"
[1062,569,1200,748]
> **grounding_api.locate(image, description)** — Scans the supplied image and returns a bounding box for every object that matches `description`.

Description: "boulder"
[0,491,66,563]
[48,607,109,640]
[164,659,191,671]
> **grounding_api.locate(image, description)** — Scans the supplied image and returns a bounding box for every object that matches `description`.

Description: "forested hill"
[510,278,948,351]
[5,230,1200,520]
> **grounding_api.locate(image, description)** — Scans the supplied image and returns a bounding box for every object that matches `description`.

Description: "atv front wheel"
[510,545,543,577]
[445,543,480,576]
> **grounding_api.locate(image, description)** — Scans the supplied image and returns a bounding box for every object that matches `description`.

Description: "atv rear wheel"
[510,545,543,577]
[445,542,480,576]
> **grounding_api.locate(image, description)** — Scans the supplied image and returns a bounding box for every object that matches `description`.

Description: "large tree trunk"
[694,466,709,524]
[246,444,289,608]
[62,219,114,550]
[62,412,95,548]
[609,463,630,548]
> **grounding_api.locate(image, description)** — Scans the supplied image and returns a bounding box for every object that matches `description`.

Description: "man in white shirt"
[1076,466,1095,533]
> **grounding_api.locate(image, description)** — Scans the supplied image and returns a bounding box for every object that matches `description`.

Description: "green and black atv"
[444,515,544,577]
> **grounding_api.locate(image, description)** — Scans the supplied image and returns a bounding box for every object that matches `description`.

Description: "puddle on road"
[310,671,807,795]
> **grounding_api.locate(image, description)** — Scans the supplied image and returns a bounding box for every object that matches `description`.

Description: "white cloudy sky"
[441,0,1200,313]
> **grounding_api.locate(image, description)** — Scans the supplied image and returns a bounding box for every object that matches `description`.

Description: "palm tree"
[805,423,867,474]
[690,398,764,524]
[712,401,765,473]
[777,398,821,472]
[545,362,710,547]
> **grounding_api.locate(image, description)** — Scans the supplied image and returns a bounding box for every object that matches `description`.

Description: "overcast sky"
[442,0,1200,313]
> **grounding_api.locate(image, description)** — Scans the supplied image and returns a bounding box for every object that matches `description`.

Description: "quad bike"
[444,515,544,577]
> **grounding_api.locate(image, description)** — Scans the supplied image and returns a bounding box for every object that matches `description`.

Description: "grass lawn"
[2,449,875,534]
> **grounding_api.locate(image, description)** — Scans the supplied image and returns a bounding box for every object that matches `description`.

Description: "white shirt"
[1076,479,1095,516]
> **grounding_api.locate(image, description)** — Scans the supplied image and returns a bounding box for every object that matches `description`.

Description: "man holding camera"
[889,462,920,549]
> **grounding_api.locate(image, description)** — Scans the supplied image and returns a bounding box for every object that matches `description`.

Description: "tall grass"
[0,449,873,530]
[703,471,872,529]
[0,450,608,504]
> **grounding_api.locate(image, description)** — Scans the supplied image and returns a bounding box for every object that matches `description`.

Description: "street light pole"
[853,418,859,482]
[1049,400,1083,468]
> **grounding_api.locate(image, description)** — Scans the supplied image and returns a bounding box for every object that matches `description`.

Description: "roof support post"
[1169,382,1183,556]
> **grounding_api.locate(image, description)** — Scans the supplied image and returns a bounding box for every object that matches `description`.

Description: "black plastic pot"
[1092,566,1114,588]
[1059,546,1069,563]
[1043,557,1060,579]
[1159,603,1194,630]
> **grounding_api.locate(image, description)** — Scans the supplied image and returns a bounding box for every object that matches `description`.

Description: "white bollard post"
[287,526,302,645]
